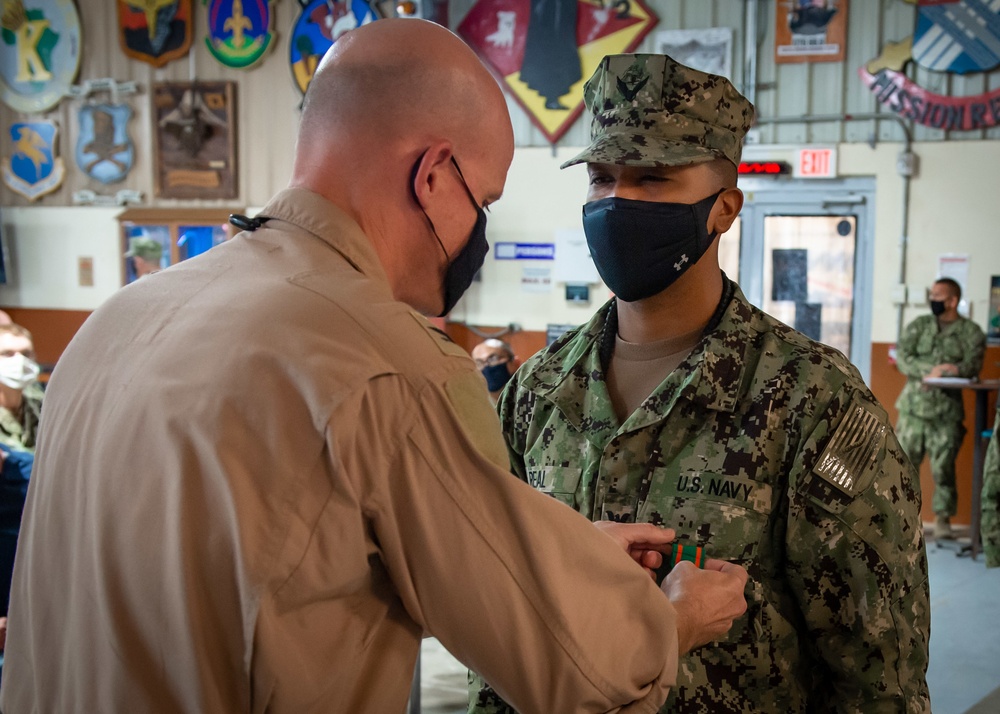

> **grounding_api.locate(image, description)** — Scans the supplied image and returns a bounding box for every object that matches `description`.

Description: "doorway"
[724,177,876,382]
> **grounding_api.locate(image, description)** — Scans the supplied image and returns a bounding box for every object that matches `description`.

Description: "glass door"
[736,178,875,382]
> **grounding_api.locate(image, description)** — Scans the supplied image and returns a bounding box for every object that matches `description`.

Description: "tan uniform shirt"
[1,188,678,714]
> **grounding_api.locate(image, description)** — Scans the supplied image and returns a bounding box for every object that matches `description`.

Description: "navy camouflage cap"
[561,53,755,170]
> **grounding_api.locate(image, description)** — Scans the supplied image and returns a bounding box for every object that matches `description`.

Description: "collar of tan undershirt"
[606,324,704,424]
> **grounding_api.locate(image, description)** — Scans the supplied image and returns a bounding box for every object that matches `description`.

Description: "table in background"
[922,377,1000,559]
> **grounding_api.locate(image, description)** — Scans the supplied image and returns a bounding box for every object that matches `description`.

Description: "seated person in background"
[124,237,163,280]
[0,324,42,454]
[471,338,517,404]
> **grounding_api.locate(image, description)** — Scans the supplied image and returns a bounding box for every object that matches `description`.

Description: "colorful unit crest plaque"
[75,103,135,184]
[0,0,82,113]
[205,0,276,69]
[911,0,1000,74]
[861,0,1000,131]
[118,0,192,68]
[458,0,658,144]
[289,0,377,96]
[3,120,65,201]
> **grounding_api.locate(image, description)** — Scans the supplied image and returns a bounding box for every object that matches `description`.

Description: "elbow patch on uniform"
[806,396,888,513]
[444,371,510,470]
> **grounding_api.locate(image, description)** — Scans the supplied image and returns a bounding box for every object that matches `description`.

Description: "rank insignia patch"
[118,0,192,68]
[3,120,65,201]
[0,0,82,113]
[75,103,134,184]
[205,0,275,69]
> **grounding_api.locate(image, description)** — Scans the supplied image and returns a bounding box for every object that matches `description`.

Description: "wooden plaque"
[152,81,238,199]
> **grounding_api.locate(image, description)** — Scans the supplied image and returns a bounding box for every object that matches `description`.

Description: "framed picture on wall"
[151,81,238,199]
[775,0,848,64]
[654,28,733,80]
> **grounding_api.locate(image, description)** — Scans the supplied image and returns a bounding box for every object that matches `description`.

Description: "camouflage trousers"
[896,414,966,517]
[982,410,1000,568]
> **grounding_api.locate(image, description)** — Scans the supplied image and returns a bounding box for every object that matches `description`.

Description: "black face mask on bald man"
[411,152,489,317]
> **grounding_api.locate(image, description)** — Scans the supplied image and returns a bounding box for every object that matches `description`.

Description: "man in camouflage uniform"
[982,401,1000,567]
[895,278,985,538]
[469,54,930,713]
[0,324,42,454]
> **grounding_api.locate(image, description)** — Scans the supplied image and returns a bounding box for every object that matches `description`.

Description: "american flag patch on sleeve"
[814,403,887,495]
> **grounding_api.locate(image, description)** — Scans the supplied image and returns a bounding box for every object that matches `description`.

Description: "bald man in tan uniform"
[1,20,746,714]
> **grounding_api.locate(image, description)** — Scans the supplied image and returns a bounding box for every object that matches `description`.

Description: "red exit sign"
[797,148,837,178]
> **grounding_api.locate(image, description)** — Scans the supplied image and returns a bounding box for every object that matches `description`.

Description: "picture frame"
[654,28,733,81]
[151,81,238,199]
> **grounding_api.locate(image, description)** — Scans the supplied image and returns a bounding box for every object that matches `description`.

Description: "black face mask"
[930,300,947,316]
[481,362,512,392]
[581,190,722,302]
[411,153,488,317]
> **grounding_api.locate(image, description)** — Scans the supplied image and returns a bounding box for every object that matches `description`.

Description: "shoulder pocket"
[445,371,509,469]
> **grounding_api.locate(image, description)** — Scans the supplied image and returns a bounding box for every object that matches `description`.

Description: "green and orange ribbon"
[670,542,704,568]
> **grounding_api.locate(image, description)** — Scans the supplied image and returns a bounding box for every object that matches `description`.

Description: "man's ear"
[710,187,744,235]
[410,142,454,210]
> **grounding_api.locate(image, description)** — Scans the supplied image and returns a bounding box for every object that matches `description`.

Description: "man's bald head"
[288,19,515,317]
[294,19,511,182]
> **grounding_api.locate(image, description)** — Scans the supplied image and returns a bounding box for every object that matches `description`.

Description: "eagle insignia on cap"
[616,74,648,102]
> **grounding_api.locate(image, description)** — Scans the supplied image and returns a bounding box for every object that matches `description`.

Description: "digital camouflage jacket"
[471,282,931,714]
[0,382,43,453]
[982,401,1000,568]
[895,314,985,422]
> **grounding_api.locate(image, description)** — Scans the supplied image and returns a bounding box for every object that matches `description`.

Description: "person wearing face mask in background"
[895,277,985,540]
[0,324,42,454]
[470,53,930,714]
[471,338,518,404]
[2,23,751,714]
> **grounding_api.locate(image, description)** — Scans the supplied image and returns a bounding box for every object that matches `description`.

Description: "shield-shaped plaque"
[206,0,276,69]
[75,103,135,184]
[3,120,65,201]
[912,0,1000,74]
[289,0,378,97]
[118,0,193,68]
[0,0,82,113]
[458,0,659,145]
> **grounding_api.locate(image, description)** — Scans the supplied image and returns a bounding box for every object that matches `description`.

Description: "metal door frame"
[737,177,876,383]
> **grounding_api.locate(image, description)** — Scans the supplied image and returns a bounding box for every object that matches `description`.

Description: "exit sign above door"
[796,148,838,178]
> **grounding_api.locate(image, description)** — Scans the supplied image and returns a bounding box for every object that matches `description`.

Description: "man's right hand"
[660,559,749,654]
